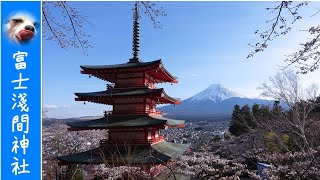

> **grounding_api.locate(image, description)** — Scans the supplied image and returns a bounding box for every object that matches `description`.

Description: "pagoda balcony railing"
[107,109,162,116]
[99,136,165,145]
[145,82,156,89]
[149,135,165,144]
[149,109,162,115]
[113,82,156,89]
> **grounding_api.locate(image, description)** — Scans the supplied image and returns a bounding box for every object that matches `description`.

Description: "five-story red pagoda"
[58,2,189,172]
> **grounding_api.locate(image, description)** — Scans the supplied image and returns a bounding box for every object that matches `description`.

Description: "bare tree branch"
[140,1,167,29]
[42,1,92,55]
[247,1,320,74]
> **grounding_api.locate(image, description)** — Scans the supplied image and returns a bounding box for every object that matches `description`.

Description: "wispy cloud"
[191,73,200,77]
[44,104,71,109]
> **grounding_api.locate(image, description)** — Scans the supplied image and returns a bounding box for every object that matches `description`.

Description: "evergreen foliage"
[229,103,274,136]
[229,104,250,136]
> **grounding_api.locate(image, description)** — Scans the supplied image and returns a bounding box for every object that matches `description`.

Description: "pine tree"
[229,105,248,136]
[242,104,256,129]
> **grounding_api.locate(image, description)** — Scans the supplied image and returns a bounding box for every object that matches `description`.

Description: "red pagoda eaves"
[80,59,178,85]
[74,87,181,107]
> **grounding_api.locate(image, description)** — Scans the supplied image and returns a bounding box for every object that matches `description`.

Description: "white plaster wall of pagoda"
[155,130,159,138]
[147,131,152,140]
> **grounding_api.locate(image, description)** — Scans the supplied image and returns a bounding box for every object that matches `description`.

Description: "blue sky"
[43,1,320,118]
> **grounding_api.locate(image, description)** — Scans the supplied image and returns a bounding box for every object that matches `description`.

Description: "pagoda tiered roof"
[57,141,189,165]
[66,115,185,131]
[80,59,178,83]
[75,87,181,105]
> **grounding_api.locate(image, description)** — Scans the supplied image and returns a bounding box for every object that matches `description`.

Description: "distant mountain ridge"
[159,84,276,118]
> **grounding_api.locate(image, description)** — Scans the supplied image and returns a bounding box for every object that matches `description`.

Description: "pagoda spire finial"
[129,2,142,63]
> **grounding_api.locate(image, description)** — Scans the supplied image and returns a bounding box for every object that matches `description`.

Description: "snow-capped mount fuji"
[189,84,244,103]
[159,84,275,119]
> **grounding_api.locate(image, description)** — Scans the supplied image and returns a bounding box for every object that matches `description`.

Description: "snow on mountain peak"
[189,84,244,102]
